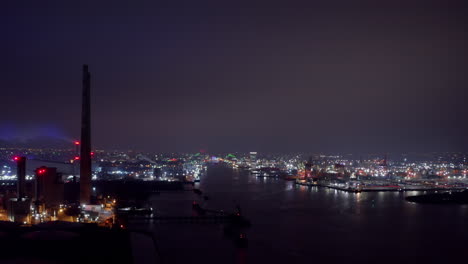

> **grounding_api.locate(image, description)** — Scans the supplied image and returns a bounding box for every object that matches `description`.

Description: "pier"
[295,181,468,193]
[126,214,249,224]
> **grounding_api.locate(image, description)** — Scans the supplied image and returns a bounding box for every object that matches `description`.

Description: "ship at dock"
[406,189,468,204]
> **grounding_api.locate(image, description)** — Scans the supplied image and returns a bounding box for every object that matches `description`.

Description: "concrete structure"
[7,156,31,223]
[249,152,257,167]
[80,64,92,204]
[35,166,64,212]
[16,156,26,199]
[7,198,30,223]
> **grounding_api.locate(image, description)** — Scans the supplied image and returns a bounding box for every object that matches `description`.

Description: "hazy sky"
[2,0,467,153]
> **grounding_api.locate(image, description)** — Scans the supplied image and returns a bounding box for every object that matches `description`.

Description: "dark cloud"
[2,0,467,153]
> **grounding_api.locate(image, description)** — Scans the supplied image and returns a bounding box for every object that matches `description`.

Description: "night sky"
[2,1,467,153]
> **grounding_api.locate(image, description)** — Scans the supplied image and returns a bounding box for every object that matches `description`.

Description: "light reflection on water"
[144,165,468,264]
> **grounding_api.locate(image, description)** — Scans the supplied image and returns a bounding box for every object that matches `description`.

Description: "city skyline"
[3,2,468,263]
[2,1,468,153]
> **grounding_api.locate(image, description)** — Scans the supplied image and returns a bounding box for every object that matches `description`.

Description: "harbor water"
[142,164,468,264]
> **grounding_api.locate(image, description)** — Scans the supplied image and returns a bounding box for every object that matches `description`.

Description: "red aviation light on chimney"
[13,156,19,161]
[74,156,80,160]
[74,141,80,145]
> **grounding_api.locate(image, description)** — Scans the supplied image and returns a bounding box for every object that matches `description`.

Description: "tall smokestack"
[80,64,92,204]
[16,156,26,199]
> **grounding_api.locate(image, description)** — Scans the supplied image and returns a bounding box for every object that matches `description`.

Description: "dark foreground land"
[0,221,137,264]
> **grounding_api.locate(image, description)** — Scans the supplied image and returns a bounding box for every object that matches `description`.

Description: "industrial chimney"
[80,65,92,204]
[15,156,26,199]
